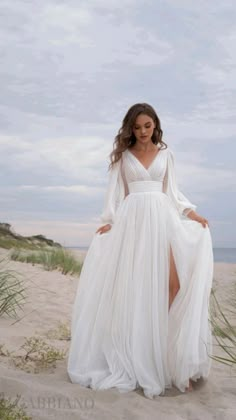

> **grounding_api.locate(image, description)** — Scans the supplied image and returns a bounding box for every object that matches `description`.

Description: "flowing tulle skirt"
[67,189,213,399]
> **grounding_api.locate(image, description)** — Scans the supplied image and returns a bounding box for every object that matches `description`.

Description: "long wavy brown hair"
[108,103,168,170]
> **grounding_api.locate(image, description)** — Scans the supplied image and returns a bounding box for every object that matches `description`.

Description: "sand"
[0,247,235,420]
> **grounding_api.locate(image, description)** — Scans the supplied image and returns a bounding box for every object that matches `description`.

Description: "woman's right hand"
[96,223,112,235]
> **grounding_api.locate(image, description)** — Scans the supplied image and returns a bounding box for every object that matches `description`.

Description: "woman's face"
[132,114,156,144]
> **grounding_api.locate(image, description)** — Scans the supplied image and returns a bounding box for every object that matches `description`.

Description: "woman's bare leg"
[169,246,180,310]
[185,380,193,391]
[169,246,193,391]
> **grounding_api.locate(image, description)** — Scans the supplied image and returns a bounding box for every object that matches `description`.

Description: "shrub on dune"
[0,394,32,420]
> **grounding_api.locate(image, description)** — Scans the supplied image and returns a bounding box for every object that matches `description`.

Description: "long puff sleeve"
[100,156,126,225]
[163,148,197,217]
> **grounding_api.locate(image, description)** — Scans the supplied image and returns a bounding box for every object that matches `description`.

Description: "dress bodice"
[121,147,167,188]
[100,146,197,225]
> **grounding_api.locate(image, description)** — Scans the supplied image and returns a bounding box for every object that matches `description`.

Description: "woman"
[67,103,213,399]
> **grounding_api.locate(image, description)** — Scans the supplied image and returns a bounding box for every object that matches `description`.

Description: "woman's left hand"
[187,211,209,228]
[196,216,209,228]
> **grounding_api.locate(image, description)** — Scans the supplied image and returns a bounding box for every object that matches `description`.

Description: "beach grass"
[0,259,27,318]
[210,287,236,366]
[10,248,83,276]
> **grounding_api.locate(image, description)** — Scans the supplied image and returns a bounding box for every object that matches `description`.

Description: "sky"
[0,0,235,248]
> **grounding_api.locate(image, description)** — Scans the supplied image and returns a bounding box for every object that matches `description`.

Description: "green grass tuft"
[44,321,71,341]
[0,259,27,318]
[0,336,67,374]
[0,394,32,420]
[210,287,236,366]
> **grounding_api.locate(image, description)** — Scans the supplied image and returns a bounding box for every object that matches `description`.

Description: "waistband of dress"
[128,180,163,194]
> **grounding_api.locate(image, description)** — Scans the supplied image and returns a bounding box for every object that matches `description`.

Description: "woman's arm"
[184,210,209,228]
[163,148,209,228]
[163,148,197,215]
[96,156,126,234]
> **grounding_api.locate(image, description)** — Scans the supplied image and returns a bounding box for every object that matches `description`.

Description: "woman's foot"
[185,379,193,392]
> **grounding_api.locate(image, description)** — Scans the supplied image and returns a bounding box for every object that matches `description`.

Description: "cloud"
[0,0,235,246]
[0,134,111,185]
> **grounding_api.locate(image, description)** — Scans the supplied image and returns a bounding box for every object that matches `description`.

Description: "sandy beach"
[0,247,235,420]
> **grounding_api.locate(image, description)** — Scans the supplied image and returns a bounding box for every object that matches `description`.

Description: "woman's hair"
[108,103,168,170]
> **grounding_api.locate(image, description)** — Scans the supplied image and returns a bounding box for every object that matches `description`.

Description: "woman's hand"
[187,211,209,228]
[96,223,112,235]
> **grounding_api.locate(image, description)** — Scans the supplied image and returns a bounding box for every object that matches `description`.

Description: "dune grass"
[210,287,236,367]
[10,247,83,276]
[0,259,27,318]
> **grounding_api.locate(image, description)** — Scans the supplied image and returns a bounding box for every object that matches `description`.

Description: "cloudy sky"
[0,0,235,247]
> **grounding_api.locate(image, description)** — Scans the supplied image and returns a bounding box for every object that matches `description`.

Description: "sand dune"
[0,247,235,419]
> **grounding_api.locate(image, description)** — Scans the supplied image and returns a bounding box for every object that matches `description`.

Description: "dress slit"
[169,245,180,310]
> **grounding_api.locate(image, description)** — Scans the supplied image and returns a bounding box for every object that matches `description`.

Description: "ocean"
[212,248,236,263]
[68,247,236,264]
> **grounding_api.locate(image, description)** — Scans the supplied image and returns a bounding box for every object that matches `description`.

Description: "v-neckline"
[127,147,162,172]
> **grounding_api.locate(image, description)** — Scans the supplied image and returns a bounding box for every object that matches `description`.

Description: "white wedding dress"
[67,145,214,399]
